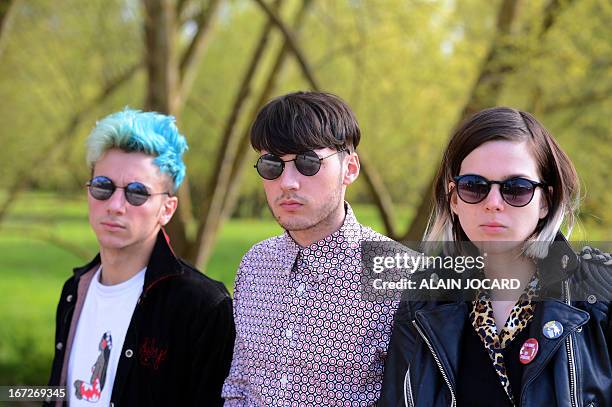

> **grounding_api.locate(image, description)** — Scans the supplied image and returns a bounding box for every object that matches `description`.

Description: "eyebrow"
[458,173,541,181]
[96,175,155,189]
[501,173,539,180]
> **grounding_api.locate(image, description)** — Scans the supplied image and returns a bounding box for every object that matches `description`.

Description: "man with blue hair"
[46,109,235,406]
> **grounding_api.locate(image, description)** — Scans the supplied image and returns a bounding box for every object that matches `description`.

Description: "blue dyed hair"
[86,108,188,192]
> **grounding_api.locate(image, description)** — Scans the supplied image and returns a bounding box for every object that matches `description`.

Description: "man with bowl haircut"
[222,91,400,405]
[46,109,235,406]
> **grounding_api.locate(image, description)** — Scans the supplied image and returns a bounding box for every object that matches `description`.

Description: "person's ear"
[539,186,552,219]
[342,152,360,186]
[159,196,178,226]
[449,181,459,215]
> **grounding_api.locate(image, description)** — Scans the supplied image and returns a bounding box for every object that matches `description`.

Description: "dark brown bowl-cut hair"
[424,106,580,258]
[250,91,360,155]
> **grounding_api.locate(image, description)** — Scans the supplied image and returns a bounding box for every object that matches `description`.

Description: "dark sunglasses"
[453,174,546,207]
[86,176,170,206]
[254,149,345,180]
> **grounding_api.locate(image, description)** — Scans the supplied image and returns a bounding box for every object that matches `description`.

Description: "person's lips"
[479,222,507,232]
[100,221,126,231]
[278,199,303,210]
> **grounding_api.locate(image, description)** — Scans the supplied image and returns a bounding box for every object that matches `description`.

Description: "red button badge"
[519,338,539,364]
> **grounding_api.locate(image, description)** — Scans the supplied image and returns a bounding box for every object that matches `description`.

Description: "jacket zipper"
[563,280,579,407]
[404,363,415,407]
[412,320,456,407]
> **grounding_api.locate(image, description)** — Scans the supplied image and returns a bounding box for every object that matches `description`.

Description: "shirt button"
[56,342,63,351]
[587,294,597,304]
[280,375,288,387]
[297,283,305,295]
[125,349,133,358]
[285,329,293,339]
[66,295,73,302]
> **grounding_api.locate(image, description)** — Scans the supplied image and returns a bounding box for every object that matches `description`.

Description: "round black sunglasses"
[254,149,345,180]
[86,176,171,206]
[453,174,546,207]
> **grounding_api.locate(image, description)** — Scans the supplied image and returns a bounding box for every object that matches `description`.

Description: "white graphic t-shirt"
[67,266,145,406]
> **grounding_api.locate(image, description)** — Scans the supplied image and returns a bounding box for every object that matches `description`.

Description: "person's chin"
[97,235,130,251]
[275,207,304,221]
[277,216,312,232]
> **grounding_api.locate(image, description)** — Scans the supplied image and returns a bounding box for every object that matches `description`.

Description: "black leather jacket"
[380,237,611,407]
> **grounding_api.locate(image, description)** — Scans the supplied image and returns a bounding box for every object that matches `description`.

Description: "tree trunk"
[358,152,398,238]
[143,0,226,258]
[143,0,191,254]
[143,0,180,114]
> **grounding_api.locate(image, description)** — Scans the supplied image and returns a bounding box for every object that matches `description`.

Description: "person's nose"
[278,162,300,192]
[106,188,128,215]
[483,184,505,212]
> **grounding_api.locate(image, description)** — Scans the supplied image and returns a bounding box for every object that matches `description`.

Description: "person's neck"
[484,250,536,302]
[484,250,537,332]
[98,234,157,285]
[289,202,346,248]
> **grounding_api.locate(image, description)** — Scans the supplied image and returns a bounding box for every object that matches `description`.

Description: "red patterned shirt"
[222,204,399,406]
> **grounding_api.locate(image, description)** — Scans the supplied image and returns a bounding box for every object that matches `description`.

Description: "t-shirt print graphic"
[73,331,112,402]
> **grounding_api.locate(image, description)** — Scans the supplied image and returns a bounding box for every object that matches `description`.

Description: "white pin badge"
[543,320,563,339]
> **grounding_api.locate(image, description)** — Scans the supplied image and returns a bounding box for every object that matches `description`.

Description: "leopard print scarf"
[470,274,540,406]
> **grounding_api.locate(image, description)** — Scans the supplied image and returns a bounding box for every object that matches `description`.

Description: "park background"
[0,0,610,386]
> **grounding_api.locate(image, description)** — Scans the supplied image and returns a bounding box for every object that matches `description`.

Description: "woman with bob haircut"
[380,107,611,406]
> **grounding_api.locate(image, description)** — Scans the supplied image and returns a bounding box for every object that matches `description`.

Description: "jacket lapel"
[415,302,469,388]
[520,299,589,394]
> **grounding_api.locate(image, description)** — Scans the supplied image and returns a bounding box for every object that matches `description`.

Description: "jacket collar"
[72,229,184,293]
[537,232,579,287]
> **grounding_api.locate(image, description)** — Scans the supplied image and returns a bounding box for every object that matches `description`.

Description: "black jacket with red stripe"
[46,229,235,406]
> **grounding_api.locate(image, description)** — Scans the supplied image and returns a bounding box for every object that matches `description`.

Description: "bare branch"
[177,0,191,19]
[541,86,612,114]
[358,153,397,238]
[251,0,319,90]
[178,0,223,100]
[0,62,142,226]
